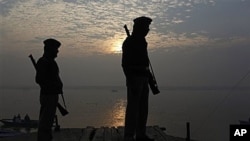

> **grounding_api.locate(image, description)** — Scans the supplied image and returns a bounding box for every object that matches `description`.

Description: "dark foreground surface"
[0,126,196,141]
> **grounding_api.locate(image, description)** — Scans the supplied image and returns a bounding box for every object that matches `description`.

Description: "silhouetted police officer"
[122,16,154,141]
[36,38,63,141]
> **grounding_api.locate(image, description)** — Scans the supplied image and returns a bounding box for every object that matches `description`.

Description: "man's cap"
[133,16,152,27]
[43,38,61,48]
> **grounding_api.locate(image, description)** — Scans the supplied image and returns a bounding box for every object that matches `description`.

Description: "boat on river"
[0,119,38,128]
[0,115,38,128]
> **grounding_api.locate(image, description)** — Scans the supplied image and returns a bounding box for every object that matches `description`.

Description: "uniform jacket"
[36,56,63,95]
[122,35,150,77]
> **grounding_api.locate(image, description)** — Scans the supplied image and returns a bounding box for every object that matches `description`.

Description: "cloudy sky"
[0,0,250,88]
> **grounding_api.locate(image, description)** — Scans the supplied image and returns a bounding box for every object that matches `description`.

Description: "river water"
[0,87,249,141]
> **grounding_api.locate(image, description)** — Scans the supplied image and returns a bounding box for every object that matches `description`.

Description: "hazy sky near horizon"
[1,0,250,87]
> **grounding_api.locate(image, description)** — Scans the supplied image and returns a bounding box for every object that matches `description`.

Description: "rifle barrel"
[124,24,130,37]
[29,54,37,70]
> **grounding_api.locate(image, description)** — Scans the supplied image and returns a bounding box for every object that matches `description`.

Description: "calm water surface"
[0,87,249,141]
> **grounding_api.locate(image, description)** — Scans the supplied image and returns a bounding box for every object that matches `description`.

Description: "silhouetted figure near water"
[24,114,30,121]
[36,38,63,141]
[122,16,154,141]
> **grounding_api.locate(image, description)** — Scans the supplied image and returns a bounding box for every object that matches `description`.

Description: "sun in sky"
[110,40,123,54]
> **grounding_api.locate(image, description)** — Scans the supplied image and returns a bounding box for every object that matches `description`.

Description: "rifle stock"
[29,54,69,116]
[57,103,69,116]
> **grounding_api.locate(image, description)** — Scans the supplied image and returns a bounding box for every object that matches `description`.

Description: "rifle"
[123,24,160,95]
[28,54,69,116]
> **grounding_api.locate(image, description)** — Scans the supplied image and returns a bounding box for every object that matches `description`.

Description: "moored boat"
[0,119,38,128]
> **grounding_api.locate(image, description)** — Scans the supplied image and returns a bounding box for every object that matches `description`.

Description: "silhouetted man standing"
[36,38,63,141]
[122,16,154,141]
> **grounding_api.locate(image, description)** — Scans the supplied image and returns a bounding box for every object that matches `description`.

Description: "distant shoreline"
[1,85,250,91]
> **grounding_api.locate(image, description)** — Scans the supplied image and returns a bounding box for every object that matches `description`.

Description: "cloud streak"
[0,0,249,55]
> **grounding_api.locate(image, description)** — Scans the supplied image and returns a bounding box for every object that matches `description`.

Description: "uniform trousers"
[124,76,149,139]
[37,94,58,141]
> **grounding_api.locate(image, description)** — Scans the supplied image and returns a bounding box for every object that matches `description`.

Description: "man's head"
[43,38,61,59]
[132,16,152,37]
